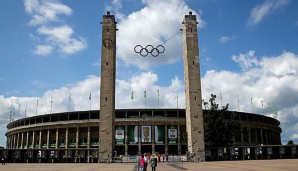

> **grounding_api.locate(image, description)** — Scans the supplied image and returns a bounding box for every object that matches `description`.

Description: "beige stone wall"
[99,12,117,161]
[182,12,205,161]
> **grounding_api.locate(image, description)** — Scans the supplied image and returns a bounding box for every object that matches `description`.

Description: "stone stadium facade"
[3,109,294,163]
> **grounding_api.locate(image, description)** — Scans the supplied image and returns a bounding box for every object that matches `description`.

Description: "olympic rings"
[134,44,165,57]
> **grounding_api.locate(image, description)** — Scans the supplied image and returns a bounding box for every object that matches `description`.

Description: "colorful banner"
[115,126,125,144]
[127,126,138,144]
[141,126,151,143]
[168,125,177,144]
[180,125,187,143]
[155,125,165,144]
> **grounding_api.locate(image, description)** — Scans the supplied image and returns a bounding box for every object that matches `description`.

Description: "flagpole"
[25,102,27,117]
[89,92,92,111]
[220,93,222,109]
[50,97,53,114]
[251,97,253,113]
[144,91,147,108]
[131,91,134,108]
[177,92,178,109]
[237,95,240,112]
[157,89,159,109]
[261,100,264,113]
[36,99,38,116]
[68,94,71,112]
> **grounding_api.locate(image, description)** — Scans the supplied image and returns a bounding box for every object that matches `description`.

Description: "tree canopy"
[204,94,240,147]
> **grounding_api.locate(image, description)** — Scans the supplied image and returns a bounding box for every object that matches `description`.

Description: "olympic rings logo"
[134,45,165,57]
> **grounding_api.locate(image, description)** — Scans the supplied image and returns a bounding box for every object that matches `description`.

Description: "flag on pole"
[251,97,253,112]
[89,92,92,100]
[69,94,72,102]
[237,94,240,111]
[36,99,39,116]
[144,91,146,98]
[131,91,134,99]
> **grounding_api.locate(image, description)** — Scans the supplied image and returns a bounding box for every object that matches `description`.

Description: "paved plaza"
[0,159,298,171]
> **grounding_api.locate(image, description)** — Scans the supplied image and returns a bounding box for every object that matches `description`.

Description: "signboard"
[168,125,177,144]
[127,126,138,144]
[115,126,125,144]
[155,125,165,144]
[141,126,151,143]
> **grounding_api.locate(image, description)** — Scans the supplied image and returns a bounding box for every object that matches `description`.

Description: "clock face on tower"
[103,38,113,48]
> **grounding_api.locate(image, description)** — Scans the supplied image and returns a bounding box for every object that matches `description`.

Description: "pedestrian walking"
[140,154,145,171]
[150,154,158,171]
[1,156,5,165]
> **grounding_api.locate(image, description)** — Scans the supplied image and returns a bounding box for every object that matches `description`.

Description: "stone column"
[138,125,141,155]
[260,129,263,145]
[76,127,79,148]
[47,129,50,149]
[248,127,251,144]
[138,125,142,155]
[65,128,69,149]
[13,134,16,148]
[56,128,59,148]
[165,125,168,155]
[99,11,117,161]
[152,124,155,154]
[17,133,20,148]
[87,127,90,163]
[32,131,35,149]
[87,127,90,148]
[182,11,205,161]
[39,130,42,149]
[26,132,29,149]
[178,124,181,155]
[20,132,24,149]
[125,125,128,155]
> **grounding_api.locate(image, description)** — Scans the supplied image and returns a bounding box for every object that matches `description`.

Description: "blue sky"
[1,0,298,147]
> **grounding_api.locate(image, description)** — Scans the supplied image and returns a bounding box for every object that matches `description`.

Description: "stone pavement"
[0,159,297,171]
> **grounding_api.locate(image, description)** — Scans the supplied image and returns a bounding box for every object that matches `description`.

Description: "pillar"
[32,131,35,149]
[76,127,79,148]
[47,129,50,149]
[182,11,205,161]
[65,128,69,149]
[178,124,181,155]
[26,132,29,149]
[39,130,42,149]
[56,128,59,148]
[125,125,128,155]
[99,11,117,161]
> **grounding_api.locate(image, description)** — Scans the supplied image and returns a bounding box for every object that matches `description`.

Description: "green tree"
[204,94,240,147]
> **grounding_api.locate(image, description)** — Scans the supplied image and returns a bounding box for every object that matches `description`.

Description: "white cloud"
[219,35,237,43]
[114,0,205,70]
[33,45,53,56]
[232,50,259,71]
[24,0,72,26]
[24,0,87,56]
[291,134,298,140]
[247,0,289,27]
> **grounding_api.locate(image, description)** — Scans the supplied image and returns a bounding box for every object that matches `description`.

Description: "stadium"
[3,108,289,163]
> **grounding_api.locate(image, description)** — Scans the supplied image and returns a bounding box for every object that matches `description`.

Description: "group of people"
[140,153,158,171]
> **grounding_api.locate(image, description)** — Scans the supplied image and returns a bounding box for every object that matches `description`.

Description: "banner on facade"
[141,126,151,143]
[127,125,138,144]
[115,126,125,144]
[155,125,165,144]
[168,125,177,144]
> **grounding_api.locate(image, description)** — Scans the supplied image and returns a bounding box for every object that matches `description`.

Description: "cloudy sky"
[0,0,298,147]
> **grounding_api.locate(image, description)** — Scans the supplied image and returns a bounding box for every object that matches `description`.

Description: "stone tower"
[99,12,117,161]
[182,12,205,161]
